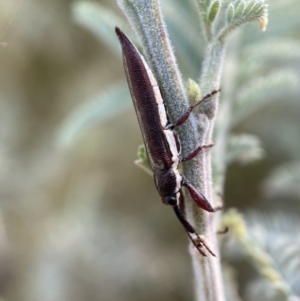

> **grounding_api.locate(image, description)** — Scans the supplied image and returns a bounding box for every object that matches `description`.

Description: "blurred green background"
[0,0,299,300]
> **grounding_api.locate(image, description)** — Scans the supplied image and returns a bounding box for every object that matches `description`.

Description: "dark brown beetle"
[116,27,220,256]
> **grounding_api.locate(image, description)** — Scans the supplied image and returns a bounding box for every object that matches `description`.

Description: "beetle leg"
[181,176,223,212]
[180,142,214,162]
[173,200,195,234]
[166,89,220,130]
[173,204,216,256]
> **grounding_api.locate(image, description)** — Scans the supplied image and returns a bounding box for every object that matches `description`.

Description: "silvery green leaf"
[218,0,268,40]
[243,0,256,15]
[135,145,152,176]
[72,1,129,54]
[244,213,300,298]
[264,161,300,199]
[226,4,235,23]
[208,0,221,23]
[243,38,300,63]
[232,69,299,127]
[235,1,246,18]
[240,39,300,80]
[196,0,216,40]
[223,210,300,299]
[57,83,130,149]
[246,278,295,301]
[226,134,264,165]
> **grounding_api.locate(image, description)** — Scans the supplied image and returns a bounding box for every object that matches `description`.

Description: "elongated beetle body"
[115,27,220,256]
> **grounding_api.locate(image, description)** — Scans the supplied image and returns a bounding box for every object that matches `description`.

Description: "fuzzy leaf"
[196,0,215,40]
[57,84,131,149]
[72,1,129,54]
[232,69,299,127]
[226,134,264,165]
[243,39,300,62]
[240,39,300,80]
[208,0,220,23]
[244,213,300,298]
[197,0,213,14]
[134,145,152,176]
[223,210,300,299]
[235,1,246,18]
[263,161,300,199]
[226,3,235,23]
[218,0,268,40]
[243,0,256,15]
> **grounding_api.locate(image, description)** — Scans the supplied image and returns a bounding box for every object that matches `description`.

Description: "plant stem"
[183,39,226,301]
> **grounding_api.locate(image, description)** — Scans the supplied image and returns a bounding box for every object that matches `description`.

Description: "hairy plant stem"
[117,1,225,300]
[183,40,226,301]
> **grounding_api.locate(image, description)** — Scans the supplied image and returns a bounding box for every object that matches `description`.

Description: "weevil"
[115,27,221,256]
